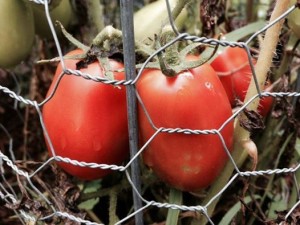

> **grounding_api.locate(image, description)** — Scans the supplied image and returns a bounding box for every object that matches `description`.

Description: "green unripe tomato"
[31,0,73,39]
[0,0,35,68]
[287,1,300,38]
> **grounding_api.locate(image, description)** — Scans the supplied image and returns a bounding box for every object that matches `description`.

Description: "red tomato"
[137,56,234,192]
[210,47,273,117]
[43,49,129,180]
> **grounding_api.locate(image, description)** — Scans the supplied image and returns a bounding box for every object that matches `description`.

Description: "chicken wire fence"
[1,0,300,224]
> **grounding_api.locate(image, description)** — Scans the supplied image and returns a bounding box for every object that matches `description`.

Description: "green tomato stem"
[197,0,290,224]
[161,26,180,65]
[109,189,119,225]
[166,188,183,225]
[156,26,180,76]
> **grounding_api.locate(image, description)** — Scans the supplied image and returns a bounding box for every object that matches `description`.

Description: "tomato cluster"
[43,51,234,192]
[43,45,275,191]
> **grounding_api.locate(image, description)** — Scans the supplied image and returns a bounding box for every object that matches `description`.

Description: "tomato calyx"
[64,25,124,80]
[155,26,219,77]
[75,46,100,70]
[38,24,126,80]
[91,26,123,55]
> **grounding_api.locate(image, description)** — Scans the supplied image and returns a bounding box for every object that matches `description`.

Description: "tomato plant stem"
[166,188,183,225]
[243,1,288,112]
[157,25,180,76]
[161,26,180,65]
[197,0,290,224]
[109,189,119,225]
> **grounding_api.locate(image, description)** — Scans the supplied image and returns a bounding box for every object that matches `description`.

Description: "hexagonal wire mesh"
[1,0,300,224]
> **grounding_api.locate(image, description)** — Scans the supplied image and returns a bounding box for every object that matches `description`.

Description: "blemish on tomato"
[60,136,67,151]
[93,140,103,152]
[205,82,213,90]
[182,165,201,174]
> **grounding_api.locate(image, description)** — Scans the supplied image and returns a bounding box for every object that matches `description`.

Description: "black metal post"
[120,1,144,224]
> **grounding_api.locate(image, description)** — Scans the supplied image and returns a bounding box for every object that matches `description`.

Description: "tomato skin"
[211,47,273,117]
[137,57,234,192]
[43,49,129,180]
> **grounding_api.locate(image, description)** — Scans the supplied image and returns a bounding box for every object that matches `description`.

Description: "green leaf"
[267,178,289,219]
[82,180,102,193]
[78,180,102,210]
[78,198,100,211]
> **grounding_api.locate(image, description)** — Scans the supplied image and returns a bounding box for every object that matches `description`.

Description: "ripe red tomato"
[210,47,273,117]
[43,49,129,180]
[137,56,234,192]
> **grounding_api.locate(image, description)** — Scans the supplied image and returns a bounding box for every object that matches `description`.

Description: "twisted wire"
[182,34,245,48]
[53,155,126,171]
[240,167,299,177]
[0,189,37,223]
[54,211,104,225]
[0,152,30,178]
[261,91,300,98]
[0,85,37,106]
[0,190,17,205]
[160,127,219,135]
[149,200,206,212]
[65,69,134,86]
